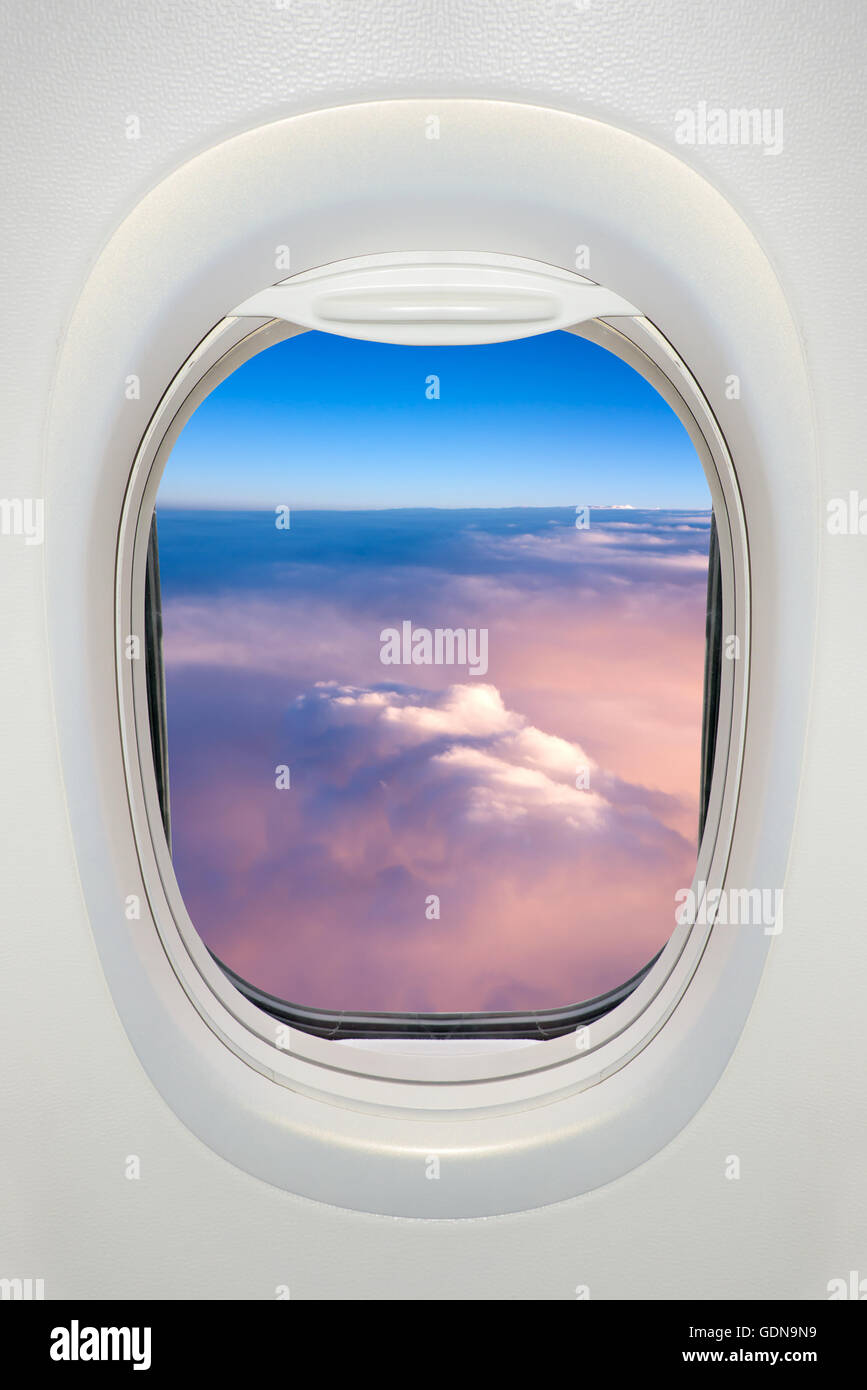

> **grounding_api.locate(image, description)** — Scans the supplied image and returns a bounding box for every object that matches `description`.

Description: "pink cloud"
[161,518,710,1013]
[167,674,697,1012]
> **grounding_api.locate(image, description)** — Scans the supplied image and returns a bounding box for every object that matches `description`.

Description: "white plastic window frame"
[44,99,815,1217]
[117,254,747,1104]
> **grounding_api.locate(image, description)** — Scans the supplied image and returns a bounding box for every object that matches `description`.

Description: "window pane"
[148,329,716,1024]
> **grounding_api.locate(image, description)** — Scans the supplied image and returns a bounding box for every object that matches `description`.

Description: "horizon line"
[154,502,713,514]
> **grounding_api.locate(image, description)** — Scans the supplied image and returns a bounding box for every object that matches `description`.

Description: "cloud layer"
[161,509,710,1013]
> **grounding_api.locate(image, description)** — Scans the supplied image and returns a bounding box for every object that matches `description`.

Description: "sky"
[154,329,713,1016]
[160,328,710,510]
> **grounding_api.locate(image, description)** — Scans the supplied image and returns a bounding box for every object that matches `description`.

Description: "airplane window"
[143,328,722,1039]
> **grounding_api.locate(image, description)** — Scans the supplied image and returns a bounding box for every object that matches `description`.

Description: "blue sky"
[158,329,710,510]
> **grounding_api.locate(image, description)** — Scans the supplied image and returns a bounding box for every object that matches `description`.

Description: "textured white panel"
[1,0,865,1299]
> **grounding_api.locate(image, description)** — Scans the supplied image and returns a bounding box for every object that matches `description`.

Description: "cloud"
[168,676,696,1013]
[296,680,603,829]
[465,514,711,582]
[159,509,710,1014]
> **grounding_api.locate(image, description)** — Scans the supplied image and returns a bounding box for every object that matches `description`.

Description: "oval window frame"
[116,261,748,1107]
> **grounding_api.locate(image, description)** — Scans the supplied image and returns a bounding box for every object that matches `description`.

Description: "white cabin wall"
[1,0,864,1298]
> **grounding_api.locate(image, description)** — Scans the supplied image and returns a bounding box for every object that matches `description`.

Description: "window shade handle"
[230,252,640,346]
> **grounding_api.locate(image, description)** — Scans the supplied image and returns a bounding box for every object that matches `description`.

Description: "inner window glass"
[145,328,719,1034]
